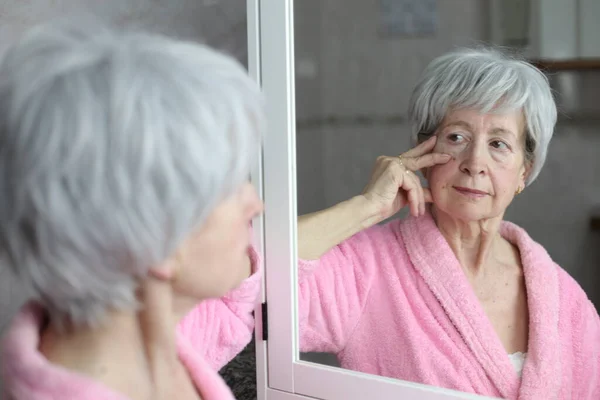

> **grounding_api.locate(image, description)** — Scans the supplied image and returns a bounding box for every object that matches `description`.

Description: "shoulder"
[310,218,408,274]
[499,220,552,260]
[501,221,595,313]
[340,217,405,253]
[556,267,596,314]
[1,301,44,349]
[340,212,441,252]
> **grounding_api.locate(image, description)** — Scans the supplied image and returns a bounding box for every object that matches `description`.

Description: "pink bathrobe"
[0,247,262,400]
[298,213,600,399]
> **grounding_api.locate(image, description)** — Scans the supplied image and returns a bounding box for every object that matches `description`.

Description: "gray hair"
[408,47,557,185]
[0,20,265,328]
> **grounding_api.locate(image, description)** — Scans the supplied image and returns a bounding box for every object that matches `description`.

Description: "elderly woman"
[0,21,263,400]
[297,48,600,399]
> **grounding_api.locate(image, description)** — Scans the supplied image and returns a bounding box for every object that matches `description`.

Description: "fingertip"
[418,135,437,149]
[410,200,419,217]
[438,153,452,162]
[423,189,434,203]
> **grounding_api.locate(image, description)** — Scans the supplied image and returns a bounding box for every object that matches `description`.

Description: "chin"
[435,203,494,222]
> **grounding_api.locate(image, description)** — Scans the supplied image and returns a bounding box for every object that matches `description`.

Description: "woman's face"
[174,182,263,300]
[426,107,529,222]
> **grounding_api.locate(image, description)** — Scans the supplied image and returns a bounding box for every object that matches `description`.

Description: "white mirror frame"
[249,1,307,399]
[251,1,497,398]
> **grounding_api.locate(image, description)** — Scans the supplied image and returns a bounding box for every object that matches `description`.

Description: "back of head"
[408,47,557,185]
[0,19,265,328]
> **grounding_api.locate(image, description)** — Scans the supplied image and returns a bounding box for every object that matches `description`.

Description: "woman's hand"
[297,136,451,260]
[361,136,451,220]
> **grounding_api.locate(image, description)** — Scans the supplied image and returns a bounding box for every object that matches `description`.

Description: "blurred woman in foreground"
[0,21,264,400]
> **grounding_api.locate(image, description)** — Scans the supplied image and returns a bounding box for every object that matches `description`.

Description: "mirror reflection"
[294,1,600,398]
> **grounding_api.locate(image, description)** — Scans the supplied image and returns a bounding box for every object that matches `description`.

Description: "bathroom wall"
[0,0,247,59]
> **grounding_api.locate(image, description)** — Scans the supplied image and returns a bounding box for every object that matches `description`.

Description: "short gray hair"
[408,47,557,185]
[0,20,265,328]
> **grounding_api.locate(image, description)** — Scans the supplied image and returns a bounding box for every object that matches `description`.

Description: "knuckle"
[389,160,402,171]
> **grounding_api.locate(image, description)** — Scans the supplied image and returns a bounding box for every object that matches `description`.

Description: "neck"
[431,206,505,276]
[40,280,194,399]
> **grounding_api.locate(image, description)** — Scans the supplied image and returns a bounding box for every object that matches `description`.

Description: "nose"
[459,142,487,177]
[241,182,264,218]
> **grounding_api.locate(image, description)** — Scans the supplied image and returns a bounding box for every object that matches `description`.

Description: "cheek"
[427,162,457,190]
[491,156,525,182]
[434,138,464,157]
[490,151,518,166]
[492,170,522,196]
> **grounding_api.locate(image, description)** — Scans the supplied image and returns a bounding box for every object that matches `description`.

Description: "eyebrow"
[441,121,517,139]
[489,127,517,138]
[440,121,472,131]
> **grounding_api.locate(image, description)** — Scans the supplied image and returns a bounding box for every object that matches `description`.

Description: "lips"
[453,186,489,197]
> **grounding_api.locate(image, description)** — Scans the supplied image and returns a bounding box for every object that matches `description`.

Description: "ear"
[520,160,532,188]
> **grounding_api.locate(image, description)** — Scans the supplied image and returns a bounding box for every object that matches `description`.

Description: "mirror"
[293,0,600,398]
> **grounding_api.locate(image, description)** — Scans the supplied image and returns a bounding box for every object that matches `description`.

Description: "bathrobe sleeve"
[297,225,383,354]
[177,244,262,371]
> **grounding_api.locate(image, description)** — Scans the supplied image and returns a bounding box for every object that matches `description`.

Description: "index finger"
[423,187,433,203]
[402,135,437,158]
[407,152,451,170]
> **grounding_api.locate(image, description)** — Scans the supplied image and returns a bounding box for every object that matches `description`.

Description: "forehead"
[440,108,525,138]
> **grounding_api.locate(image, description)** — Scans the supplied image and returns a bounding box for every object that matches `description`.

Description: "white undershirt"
[509,352,527,377]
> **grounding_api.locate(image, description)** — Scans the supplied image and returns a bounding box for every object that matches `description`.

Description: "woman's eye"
[490,140,508,150]
[447,133,465,143]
